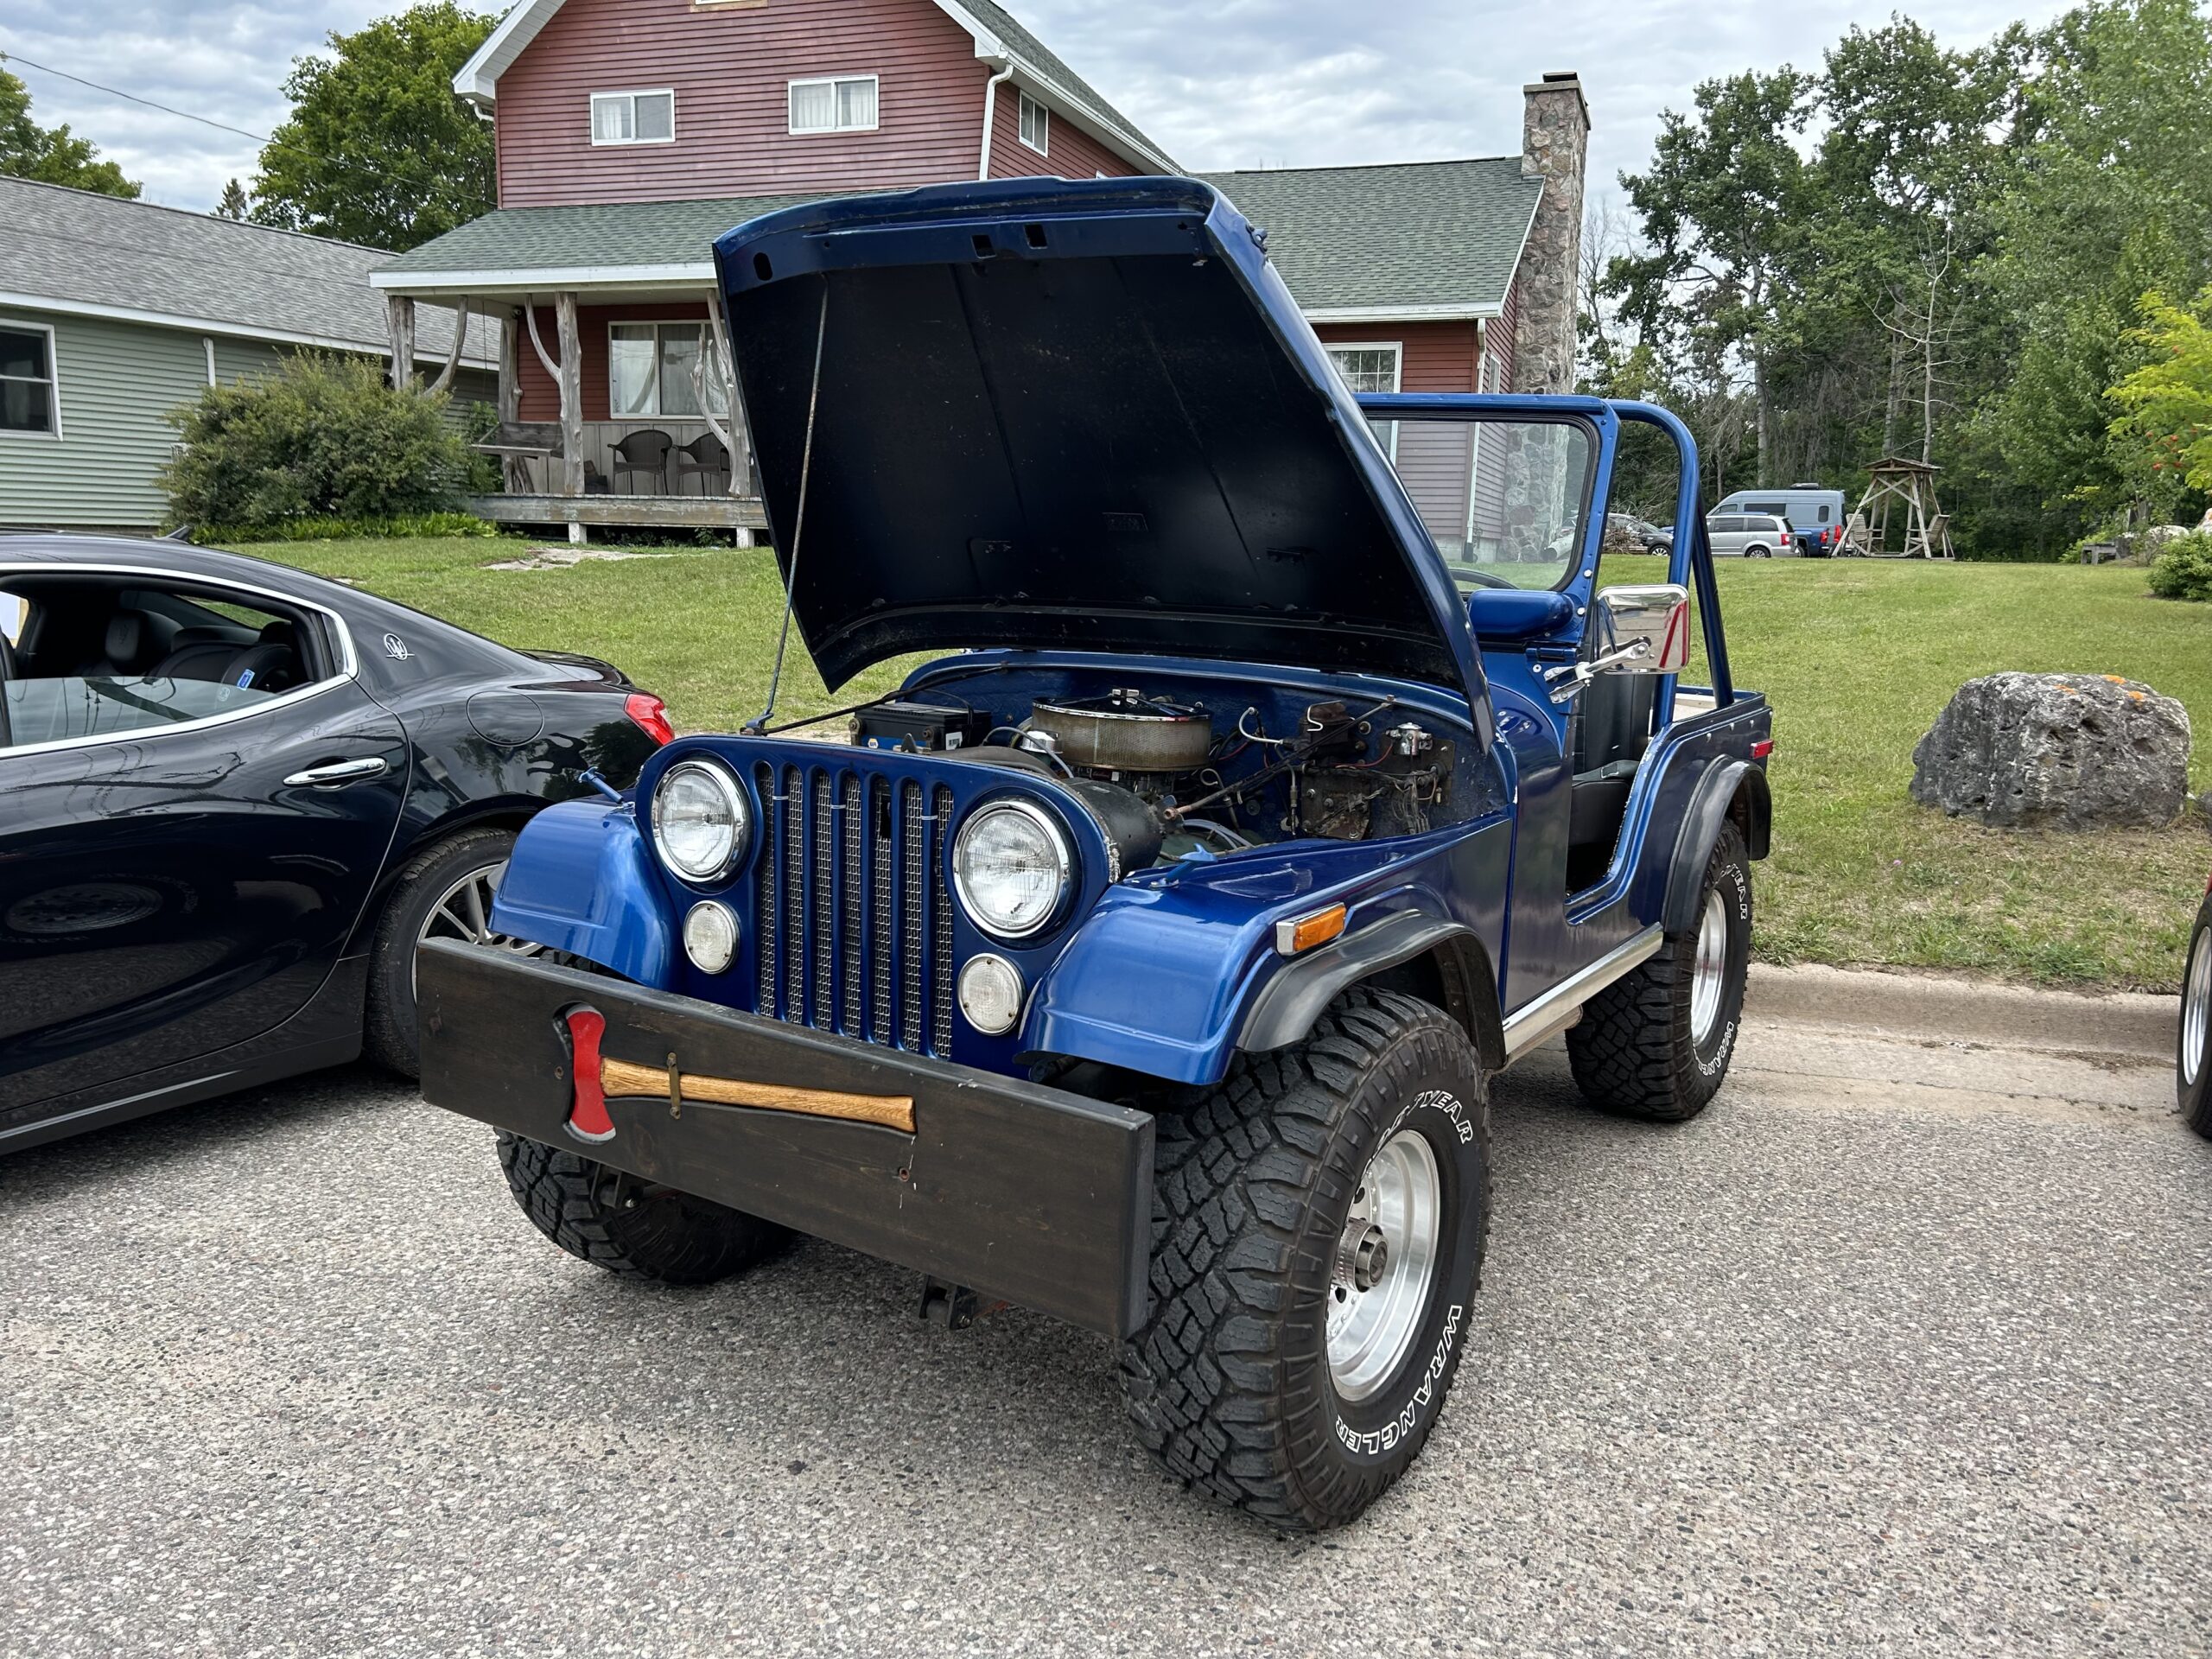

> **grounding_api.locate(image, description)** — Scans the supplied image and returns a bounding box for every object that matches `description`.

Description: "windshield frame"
[1353,394,1612,598]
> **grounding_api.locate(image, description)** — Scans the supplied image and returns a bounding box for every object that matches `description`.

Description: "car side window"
[0,575,340,754]
[1818,505,1833,523]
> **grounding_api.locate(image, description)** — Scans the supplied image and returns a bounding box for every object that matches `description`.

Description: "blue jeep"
[416,178,1772,1531]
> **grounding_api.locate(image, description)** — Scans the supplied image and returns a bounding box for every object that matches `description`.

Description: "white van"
[1713,485,1848,556]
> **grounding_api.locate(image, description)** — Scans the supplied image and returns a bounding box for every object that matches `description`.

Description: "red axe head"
[563,1007,617,1143]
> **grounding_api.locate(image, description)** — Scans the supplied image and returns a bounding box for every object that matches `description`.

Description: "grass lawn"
[265,537,2212,991]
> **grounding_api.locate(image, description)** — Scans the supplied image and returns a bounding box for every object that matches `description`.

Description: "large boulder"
[1910,672,2192,829]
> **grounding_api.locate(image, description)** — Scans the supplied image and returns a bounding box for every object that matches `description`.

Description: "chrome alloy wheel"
[412,861,549,996]
[1326,1128,1443,1402]
[1689,887,1731,1047]
[2184,926,2212,1090]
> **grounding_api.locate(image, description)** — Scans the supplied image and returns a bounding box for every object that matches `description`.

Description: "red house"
[372,0,1588,543]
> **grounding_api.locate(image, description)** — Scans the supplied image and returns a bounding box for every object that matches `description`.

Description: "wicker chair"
[671,431,731,496]
[609,428,675,493]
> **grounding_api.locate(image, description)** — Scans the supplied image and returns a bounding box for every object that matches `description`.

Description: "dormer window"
[1017,91,1049,156]
[788,75,880,135]
[591,90,675,145]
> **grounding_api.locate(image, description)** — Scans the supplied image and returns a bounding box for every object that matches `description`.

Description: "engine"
[850,685,1456,870]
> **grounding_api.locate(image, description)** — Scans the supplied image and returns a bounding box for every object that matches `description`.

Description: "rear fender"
[1662,760,1769,934]
[487,798,674,985]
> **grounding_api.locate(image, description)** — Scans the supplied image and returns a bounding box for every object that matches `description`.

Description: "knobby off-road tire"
[1567,820,1752,1122]
[2180,894,2212,1140]
[498,1132,792,1284]
[1121,988,1491,1532]
[363,827,518,1078]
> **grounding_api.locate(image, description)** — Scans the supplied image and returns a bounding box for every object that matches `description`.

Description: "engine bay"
[848,672,1485,873]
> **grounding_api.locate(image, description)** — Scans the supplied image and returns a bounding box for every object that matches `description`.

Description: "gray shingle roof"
[0,175,492,363]
[1198,159,1542,315]
[957,0,1173,168]
[376,192,840,278]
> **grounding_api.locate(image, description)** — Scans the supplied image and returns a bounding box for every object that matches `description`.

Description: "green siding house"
[1,177,497,531]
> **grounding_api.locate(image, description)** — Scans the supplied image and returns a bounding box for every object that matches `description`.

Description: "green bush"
[188,512,503,545]
[162,353,472,530]
[2146,531,2212,601]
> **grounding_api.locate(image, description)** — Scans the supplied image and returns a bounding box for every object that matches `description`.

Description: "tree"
[2109,287,2212,496]
[1605,69,1816,488]
[1977,0,2212,528]
[250,3,497,251]
[215,179,251,219]
[1815,21,2024,463]
[0,66,139,197]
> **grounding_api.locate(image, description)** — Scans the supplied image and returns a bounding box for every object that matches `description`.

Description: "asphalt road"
[3,1006,2208,1657]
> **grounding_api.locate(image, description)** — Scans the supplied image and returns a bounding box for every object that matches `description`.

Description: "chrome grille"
[752,760,955,1057]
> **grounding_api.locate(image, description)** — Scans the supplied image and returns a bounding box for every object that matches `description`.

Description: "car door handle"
[283,757,391,788]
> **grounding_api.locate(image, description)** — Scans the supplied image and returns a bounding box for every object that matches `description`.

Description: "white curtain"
[609,324,657,416]
[789,80,835,132]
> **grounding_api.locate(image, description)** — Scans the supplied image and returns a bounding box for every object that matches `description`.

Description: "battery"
[852,699,995,753]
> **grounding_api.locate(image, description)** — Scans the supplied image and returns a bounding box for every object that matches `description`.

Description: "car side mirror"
[1592,584,1692,674]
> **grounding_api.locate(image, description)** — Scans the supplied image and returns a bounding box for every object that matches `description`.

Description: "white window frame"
[0,316,62,442]
[1326,340,1403,395]
[589,88,677,148]
[606,320,730,420]
[1328,341,1402,460]
[1017,90,1050,156]
[787,74,880,136]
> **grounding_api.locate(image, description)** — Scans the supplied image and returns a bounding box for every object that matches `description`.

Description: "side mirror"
[1592,584,1692,674]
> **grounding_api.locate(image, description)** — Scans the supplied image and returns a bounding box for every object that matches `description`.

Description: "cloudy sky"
[3,0,2066,217]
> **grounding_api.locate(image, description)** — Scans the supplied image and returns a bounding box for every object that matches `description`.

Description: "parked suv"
[413,180,1774,1533]
[1707,512,1797,558]
[1714,486,1847,556]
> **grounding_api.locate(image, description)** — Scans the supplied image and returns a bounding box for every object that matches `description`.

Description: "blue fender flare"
[1662,760,1770,935]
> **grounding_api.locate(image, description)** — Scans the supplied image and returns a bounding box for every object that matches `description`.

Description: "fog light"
[957,953,1024,1035]
[683,901,738,974]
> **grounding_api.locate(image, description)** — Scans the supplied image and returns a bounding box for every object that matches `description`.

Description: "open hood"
[712,177,1484,699]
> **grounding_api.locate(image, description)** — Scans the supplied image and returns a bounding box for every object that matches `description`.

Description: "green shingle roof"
[1198,159,1542,315]
[380,160,1544,319]
[376,192,844,279]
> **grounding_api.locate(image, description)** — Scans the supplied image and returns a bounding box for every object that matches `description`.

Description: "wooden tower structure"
[1847,457,1954,558]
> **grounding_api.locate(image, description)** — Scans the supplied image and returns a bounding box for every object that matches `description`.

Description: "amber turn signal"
[1274,903,1348,957]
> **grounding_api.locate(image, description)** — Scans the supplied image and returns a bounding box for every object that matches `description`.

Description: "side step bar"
[1500,925,1665,1064]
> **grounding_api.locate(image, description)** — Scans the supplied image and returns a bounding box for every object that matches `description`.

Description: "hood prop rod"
[744,281,831,735]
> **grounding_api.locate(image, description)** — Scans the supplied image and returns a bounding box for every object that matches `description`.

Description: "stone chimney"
[1510,72,1590,395]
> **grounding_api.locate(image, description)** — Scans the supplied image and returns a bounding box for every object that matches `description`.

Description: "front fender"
[488,797,674,985]
[1024,823,1508,1087]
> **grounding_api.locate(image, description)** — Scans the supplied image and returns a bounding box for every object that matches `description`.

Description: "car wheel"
[2182,895,2212,1138]
[1566,823,1752,1122]
[1120,987,1491,1531]
[496,1132,792,1283]
[1749,544,1771,559]
[363,827,546,1077]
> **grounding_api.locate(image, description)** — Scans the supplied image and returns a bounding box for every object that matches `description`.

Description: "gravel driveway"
[3,1003,2208,1657]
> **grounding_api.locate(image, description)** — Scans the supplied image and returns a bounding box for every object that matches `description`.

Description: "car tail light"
[1751,739,1776,760]
[626,692,675,747]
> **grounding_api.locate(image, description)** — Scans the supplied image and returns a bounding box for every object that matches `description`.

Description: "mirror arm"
[1543,638,1653,701]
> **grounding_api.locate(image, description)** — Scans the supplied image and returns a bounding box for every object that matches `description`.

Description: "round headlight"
[957,953,1025,1035]
[952,800,1071,939]
[683,900,738,975]
[652,760,748,883]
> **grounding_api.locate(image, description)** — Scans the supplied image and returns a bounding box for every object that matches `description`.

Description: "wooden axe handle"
[599,1056,915,1135]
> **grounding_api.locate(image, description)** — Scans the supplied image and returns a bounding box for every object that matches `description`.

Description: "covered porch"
[369,198,806,543]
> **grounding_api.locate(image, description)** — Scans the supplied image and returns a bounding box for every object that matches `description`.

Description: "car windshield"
[1363,414,1597,593]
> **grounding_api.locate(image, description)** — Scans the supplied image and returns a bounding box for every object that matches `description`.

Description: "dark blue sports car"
[0,533,671,1151]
